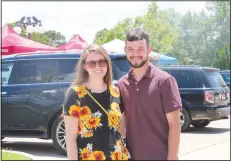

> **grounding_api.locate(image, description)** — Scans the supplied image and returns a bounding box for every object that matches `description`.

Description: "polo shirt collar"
[128,63,155,80]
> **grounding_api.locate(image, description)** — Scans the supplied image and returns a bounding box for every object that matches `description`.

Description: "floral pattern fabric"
[63,85,130,160]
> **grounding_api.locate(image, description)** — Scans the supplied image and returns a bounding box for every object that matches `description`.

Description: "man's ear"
[148,45,152,55]
[124,47,126,53]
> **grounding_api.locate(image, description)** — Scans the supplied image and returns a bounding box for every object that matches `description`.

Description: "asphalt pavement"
[2,118,230,160]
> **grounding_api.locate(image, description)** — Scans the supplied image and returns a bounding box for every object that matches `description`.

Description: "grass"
[2,151,31,160]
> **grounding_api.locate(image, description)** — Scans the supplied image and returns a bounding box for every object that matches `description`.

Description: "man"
[118,28,182,160]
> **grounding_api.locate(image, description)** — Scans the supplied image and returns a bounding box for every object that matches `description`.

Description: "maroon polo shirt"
[118,63,182,160]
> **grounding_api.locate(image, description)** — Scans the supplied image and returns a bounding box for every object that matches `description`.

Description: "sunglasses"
[85,59,108,68]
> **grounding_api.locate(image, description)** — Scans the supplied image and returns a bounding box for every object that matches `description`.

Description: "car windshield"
[220,72,230,84]
[206,71,227,88]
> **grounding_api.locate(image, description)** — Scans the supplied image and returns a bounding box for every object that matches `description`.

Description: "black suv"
[220,70,230,89]
[1,51,130,155]
[161,66,230,131]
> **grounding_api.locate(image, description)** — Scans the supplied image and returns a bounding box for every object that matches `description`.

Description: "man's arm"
[166,110,181,160]
[160,76,182,160]
[118,79,127,139]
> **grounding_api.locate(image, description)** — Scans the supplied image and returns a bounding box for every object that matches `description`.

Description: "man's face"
[124,39,152,68]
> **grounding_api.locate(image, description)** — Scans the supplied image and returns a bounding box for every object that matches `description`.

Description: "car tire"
[51,116,67,155]
[192,120,211,128]
[181,108,191,132]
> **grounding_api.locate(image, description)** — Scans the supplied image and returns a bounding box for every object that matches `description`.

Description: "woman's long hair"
[71,44,113,87]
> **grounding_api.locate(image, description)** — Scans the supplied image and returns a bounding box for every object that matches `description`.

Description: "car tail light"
[226,92,230,101]
[204,90,214,104]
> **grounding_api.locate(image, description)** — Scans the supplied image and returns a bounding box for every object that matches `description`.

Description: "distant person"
[63,44,130,160]
[35,69,42,81]
[118,28,182,160]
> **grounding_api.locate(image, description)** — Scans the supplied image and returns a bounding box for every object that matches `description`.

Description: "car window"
[161,68,170,74]
[170,70,199,88]
[57,59,78,82]
[1,61,14,85]
[220,73,230,84]
[11,59,59,84]
[112,59,131,80]
[206,71,227,88]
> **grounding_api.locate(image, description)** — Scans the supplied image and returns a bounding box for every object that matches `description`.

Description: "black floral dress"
[63,85,130,160]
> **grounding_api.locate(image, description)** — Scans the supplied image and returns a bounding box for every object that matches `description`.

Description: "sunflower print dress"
[63,85,131,160]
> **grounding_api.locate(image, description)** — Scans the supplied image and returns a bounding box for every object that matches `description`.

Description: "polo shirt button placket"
[135,82,139,91]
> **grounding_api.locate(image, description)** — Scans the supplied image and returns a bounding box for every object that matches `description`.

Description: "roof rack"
[14,49,83,57]
[161,65,199,67]
[219,70,230,72]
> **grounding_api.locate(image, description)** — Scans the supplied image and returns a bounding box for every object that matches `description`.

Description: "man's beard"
[127,56,148,68]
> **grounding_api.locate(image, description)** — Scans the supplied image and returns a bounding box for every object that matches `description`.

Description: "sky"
[2,1,207,43]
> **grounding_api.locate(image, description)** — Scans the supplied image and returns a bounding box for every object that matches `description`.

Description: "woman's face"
[84,52,108,79]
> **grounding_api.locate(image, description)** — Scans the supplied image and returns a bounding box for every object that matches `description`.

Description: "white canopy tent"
[102,39,125,53]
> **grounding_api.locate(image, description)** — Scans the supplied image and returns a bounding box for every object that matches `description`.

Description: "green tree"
[143,2,178,53]
[205,1,230,66]
[93,18,134,45]
[31,32,51,45]
[93,1,178,53]
[213,44,230,70]
[171,1,230,66]
[8,22,17,28]
[43,30,66,46]
[159,9,190,64]
[93,28,113,45]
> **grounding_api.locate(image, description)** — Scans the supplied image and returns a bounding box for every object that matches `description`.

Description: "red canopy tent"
[57,34,88,50]
[1,24,58,55]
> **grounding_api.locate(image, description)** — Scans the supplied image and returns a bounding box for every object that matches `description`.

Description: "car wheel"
[51,116,67,155]
[180,108,191,132]
[192,120,211,128]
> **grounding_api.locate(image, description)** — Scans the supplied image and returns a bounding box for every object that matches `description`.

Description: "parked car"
[220,70,230,89]
[161,66,230,131]
[1,51,130,155]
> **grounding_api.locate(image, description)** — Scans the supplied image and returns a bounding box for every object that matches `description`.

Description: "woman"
[63,44,130,160]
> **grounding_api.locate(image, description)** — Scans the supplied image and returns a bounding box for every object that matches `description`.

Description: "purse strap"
[84,87,126,145]
[84,87,117,125]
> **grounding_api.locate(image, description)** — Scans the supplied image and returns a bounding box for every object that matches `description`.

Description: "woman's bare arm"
[120,112,127,139]
[64,115,78,160]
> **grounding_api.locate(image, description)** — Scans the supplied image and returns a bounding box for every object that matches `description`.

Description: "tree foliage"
[93,2,179,53]
[93,1,230,70]
[43,30,66,46]
[5,1,230,70]
[213,44,230,70]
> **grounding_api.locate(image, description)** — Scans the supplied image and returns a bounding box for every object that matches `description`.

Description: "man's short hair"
[126,28,149,47]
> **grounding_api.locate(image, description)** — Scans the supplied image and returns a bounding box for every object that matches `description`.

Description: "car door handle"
[42,90,56,94]
[1,92,7,95]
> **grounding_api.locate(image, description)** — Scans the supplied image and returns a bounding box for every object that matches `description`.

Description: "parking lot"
[2,118,230,160]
